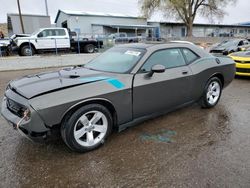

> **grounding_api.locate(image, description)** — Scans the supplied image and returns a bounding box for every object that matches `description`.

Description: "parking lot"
[0,68,250,187]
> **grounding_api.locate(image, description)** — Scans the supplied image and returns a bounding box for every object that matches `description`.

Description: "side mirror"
[148,64,166,77]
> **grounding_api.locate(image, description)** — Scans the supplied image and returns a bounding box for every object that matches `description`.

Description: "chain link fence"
[1,31,250,58]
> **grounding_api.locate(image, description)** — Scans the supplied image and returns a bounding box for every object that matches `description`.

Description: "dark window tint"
[182,48,199,64]
[141,48,186,72]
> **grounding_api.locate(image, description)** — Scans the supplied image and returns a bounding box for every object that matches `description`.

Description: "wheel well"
[19,42,36,51]
[213,73,224,88]
[61,99,117,127]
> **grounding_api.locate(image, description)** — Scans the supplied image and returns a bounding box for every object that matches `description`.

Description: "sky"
[0,0,249,24]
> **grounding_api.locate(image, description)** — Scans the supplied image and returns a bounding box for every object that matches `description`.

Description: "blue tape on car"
[107,79,125,89]
[79,76,125,89]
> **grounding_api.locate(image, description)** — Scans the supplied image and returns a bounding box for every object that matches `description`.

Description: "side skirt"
[118,100,196,132]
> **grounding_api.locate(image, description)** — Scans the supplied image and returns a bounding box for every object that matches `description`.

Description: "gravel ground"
[0,68,250,188]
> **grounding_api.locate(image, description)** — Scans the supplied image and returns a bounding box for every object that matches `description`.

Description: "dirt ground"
[0,68,250,188]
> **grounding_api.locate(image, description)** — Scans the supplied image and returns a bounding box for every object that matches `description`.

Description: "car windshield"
[84,47,145,73]
[31,29,42,36]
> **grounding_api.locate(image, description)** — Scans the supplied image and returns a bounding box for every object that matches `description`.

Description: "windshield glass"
[31,29,42,36]
[84,47,145,73]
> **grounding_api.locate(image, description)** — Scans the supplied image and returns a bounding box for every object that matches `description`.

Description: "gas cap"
[215,58,221,64]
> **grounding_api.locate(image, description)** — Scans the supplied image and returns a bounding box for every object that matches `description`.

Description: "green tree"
[140,0,237,37]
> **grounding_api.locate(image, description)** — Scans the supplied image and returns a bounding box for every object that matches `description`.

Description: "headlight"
[14,39,18,44]
[6,84,10,91]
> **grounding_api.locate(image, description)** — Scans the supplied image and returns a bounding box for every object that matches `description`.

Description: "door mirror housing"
[148,64,166,77]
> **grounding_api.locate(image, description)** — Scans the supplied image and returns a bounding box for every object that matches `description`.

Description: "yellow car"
[229,51,250,76]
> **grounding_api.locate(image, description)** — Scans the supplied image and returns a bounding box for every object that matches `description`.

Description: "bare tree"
[140,0,237,36]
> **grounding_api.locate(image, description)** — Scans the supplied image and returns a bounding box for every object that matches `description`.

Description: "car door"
[133,48,193,119]
[36,29,55,49]
[51,29,70,49]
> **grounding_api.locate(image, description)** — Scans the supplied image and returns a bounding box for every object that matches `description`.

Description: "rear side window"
[182,48,199,64]
[54,29,66,36]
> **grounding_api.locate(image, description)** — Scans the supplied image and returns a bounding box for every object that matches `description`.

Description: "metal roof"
[237,22,250,26]
[7,13,50,18]
[148,21,250,28]
[92,23,156,29]
[55,9,145,23]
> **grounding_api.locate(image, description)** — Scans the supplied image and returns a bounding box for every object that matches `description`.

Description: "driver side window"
[140,48,186,72]
[38,30,53,37]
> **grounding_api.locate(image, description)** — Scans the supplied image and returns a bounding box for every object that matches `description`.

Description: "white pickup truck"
[13,28,103,56]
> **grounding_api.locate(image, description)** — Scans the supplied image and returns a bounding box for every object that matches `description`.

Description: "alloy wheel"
[73,111,108,147]
[206,81,221,105]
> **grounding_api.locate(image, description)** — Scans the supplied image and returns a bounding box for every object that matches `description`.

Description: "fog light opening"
[16,109,31,129]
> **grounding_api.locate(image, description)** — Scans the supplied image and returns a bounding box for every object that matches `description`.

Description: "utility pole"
[45,0,49,16]
[17,0,25,33]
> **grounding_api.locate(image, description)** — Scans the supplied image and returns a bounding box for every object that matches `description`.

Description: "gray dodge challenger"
[1,43,235,152]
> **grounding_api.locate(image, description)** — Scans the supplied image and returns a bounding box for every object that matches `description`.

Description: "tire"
[199,77,222,108]
[20,45,35,56]
[84,44,95,53]
[61,104,113,152]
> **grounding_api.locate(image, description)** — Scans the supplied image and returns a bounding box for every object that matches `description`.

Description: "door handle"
[182,71,188,75]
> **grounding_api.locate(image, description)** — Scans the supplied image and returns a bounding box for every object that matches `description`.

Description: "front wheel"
[20,45,35,56]
[200,77,222,108]
[61,104,113,152]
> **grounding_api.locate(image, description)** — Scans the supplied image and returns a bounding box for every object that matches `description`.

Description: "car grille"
[6,98,25,118]
[236,68,250,73]
[235,60,250,64]
[210,50,223,53]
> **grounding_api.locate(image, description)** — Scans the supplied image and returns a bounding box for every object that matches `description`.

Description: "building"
[54,10,157,37]
[238,22,250,26]
[7,13,51,35]
[149,22,250,38]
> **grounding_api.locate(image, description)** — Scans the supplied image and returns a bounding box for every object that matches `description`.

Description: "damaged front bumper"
[1,92,51,142]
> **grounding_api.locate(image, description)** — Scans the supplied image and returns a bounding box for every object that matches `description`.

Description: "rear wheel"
[84,44,95,53]
[200,77,222,108]
[61,104,112,152]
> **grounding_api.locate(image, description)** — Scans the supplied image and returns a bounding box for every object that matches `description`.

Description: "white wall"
[158,24,250,38]
[9,15,51,35]
[56,13,147,35]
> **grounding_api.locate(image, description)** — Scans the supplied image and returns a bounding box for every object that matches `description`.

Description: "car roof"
[116,43,156,49]
[116,42,211,58]
[118,42,202,49]
[116,42,198,49]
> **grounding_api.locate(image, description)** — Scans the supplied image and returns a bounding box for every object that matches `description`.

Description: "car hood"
[230,51,250,57]
[9,67,117,99]
[11,34,31,40]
